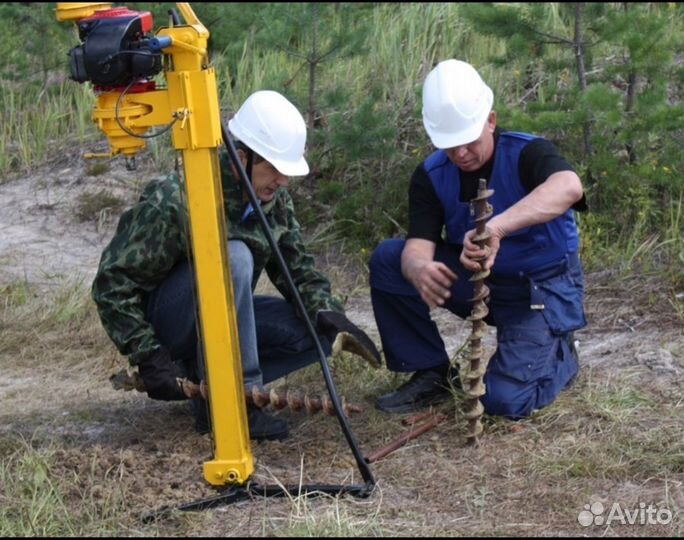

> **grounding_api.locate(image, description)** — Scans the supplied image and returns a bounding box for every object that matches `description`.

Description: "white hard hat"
[422,59,493,149]
[228,90,309,176]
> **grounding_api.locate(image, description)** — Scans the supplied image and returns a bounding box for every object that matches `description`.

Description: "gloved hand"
[137,346,189,401]
[316,310,382,368]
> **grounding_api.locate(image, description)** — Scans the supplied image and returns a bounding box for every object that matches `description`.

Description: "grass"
[256,482,384,537]
[73,190,125,225]
[577,193,684,308]
[442,359,684,484]
[0,435,131,537]
[0,81,88,179]
[1,258,683,537]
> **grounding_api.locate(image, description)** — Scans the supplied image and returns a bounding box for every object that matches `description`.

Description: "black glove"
[316,310,381,367]
[137,347,188,401]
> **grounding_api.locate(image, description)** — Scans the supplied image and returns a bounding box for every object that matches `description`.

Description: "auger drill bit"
[248,386,363,418]
[464,178,494,446]
[110,373,363,418]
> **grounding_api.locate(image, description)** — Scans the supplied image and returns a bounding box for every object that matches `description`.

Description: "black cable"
[221,123,376,488]
[168,9,182,26]
[115,79,179,139]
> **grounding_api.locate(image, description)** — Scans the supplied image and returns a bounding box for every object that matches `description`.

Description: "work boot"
[375,367,455,414]
[192,399,289,441]
[246,404,289,441]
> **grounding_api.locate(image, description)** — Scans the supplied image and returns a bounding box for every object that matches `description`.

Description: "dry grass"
[1,265,683,536]
[73,190,125,224]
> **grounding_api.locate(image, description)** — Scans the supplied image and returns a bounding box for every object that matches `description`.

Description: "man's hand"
[401,238,457,310]
[405,259,458,309]
[316,311,381,367]
[137,347,189,401]
[460,224,503,272]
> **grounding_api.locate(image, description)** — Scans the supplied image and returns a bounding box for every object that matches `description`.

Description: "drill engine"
[67,7,162,88]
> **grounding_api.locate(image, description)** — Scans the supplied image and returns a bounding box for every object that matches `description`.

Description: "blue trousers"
[145,240,329,389]
[369,239,585,420]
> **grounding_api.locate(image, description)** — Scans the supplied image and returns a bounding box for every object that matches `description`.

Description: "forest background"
[2,2,683,272]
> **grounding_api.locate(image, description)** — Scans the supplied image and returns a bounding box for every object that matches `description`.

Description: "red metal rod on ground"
[366,413,446,464]
[401,409,439,426]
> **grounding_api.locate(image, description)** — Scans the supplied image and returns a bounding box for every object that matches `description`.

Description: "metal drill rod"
[366,412,446,464]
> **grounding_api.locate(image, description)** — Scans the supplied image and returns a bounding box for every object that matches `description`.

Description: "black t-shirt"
[407,129,588,242]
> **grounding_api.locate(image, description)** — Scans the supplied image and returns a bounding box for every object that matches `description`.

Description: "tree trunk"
[574,2,593,161]
[622,2,637,164]
[308,3,318,134]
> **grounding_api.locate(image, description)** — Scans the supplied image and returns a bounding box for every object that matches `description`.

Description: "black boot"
[375,366,455,413]
[246,404,289,441]
[192,398,289,441]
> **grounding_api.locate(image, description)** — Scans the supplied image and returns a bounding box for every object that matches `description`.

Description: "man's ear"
[487,110,497,132]
[236,148,248,168]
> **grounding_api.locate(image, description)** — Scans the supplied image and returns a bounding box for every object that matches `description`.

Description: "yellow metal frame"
[56,2,254,486]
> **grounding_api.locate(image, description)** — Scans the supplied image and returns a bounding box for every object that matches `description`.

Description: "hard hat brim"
[427,122,483,149]
[424,107,490,150]
[270,156,310,177]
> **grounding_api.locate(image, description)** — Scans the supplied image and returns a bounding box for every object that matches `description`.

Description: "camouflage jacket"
[92,151,343,365]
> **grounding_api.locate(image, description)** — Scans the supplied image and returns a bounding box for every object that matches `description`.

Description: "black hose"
[168,9,182,26]
[221,123,375,489]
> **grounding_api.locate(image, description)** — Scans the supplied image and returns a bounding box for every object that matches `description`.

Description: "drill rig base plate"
[141,482,374,523]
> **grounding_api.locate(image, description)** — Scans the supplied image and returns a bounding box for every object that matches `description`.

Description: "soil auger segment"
[108,371,363,418]
[247,386,363,417]
[463,178,494,446]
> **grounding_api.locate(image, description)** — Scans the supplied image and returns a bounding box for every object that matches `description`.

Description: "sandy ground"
[1,156,683,536]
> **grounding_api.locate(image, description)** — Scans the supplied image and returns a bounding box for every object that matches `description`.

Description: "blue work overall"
[369,132,587,419]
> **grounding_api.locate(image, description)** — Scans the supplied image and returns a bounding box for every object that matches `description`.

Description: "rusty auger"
[247,385,363,418]
[463,178,494,446]
[109,371,363,418]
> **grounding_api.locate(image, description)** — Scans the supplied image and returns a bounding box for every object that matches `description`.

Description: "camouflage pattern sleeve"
[91,175,189,365]
[265,191,344,320]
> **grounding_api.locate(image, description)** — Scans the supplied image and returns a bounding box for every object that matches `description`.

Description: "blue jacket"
[424,131,580,276]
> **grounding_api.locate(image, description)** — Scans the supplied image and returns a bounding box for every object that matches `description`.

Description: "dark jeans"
[145,254,330,388]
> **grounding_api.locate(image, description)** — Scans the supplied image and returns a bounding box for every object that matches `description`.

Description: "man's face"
[444,111,497,172]
[236,150,289,203]
[250,159,289,203]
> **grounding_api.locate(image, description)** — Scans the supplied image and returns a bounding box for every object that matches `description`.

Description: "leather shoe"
[192,399,289,441]
[375,367,455,413]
